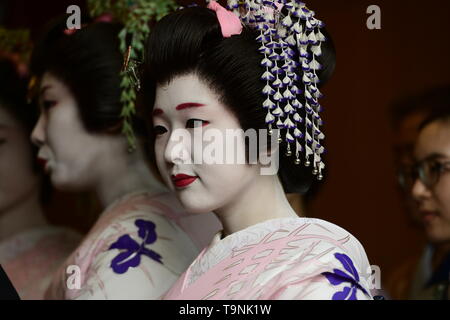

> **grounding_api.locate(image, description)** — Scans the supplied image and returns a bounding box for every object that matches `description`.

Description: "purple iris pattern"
[322,252,369,300]
[109,219,162,274]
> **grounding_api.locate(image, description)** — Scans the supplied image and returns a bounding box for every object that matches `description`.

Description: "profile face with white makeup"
[32,72,118,191]
[152,73,261,214]
[29,21,135,192]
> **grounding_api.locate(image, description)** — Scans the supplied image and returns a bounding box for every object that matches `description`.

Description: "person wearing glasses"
[390,88,450,230]
[395,89,450,299]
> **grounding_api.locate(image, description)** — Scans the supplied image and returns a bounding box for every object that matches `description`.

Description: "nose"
[31,114,47,147]
[411,176,432,203]
[164,128,192,165]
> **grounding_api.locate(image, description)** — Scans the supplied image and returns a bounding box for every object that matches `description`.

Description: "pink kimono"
[45,190,220,300]
[0,226,81,299]
[164,217,374,300]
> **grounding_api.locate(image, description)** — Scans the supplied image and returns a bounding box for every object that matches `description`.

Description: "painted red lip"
[37,157,48,170]
[420,210,438,224]
[171,174,198,188]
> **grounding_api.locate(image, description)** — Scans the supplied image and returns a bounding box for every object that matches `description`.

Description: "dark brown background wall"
[306,0,450,281]
[2,0,450,285]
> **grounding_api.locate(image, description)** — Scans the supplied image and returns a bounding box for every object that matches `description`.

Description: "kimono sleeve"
[276,240,374,300]
[72,215,199,300]
[73,247,179,300]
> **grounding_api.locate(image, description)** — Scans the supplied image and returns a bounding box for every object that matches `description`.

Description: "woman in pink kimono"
[0,56,81,299]
[28,17,220,299]
[140,1,374,300]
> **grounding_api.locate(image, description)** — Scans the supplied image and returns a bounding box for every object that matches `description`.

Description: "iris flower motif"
[109,219,162,274]
[322,252,369,300]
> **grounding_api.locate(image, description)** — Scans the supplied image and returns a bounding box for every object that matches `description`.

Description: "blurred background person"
[387,87,450,299]
[0,51,81,299]
[391,87,450,228]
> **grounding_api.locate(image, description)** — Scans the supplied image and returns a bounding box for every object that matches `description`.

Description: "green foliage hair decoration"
[87,0,177,151]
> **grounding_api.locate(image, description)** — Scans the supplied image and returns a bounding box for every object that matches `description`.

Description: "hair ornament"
[207,1,243,37]
[88,0,177,152]
[213,0,328,180]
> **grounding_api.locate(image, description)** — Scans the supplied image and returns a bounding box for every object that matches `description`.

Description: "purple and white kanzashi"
[227,0,327,180]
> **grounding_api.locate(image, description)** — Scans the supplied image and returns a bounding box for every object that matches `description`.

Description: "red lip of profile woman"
[140,0,375,300]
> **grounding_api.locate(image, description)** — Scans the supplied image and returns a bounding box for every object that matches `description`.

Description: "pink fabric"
[45,190,217,300]
[1,227,81,299]
[164,218,374,300]
[207,1,242,38]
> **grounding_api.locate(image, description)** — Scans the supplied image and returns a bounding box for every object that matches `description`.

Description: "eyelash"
[153,126,167,136]
[153,119,210,136]
[41,100,57,110]
[186,119,209,128]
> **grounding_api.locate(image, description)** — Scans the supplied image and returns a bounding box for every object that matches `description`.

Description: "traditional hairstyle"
[0,57,35,133]
[413,87,450,131]
[30,15,146,136]
[391,86,450,130]
[141,1,335,193]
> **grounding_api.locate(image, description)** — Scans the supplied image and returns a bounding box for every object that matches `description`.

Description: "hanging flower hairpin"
[223,0,327,180]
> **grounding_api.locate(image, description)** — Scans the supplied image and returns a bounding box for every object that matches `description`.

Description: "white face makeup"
[152,73,260,214]
[0,106,39,214]
[412,120,450,243]
[31,72,109,191]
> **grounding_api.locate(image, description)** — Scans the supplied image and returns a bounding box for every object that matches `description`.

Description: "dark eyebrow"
[153,103,205,117]
[421,153,449,162]
[176,103,205,110]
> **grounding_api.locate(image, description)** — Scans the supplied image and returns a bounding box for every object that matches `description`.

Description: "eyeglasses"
[397,159,450,190]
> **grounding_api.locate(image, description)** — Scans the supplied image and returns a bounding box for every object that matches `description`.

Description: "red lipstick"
[37,157,48,171]
[421,210,438,224]
[171,174,198,188]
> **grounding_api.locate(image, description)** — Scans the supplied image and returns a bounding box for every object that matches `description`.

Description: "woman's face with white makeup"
[31,72,109,191]
[152,73,260,214]
[0,106,39,213]
[412,120,450,243]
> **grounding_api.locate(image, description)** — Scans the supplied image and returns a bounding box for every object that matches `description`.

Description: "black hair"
[30,15,144,135]
[141,7,336,194]
[390,86,450,130]
[0,56,52,203]
[0,57,36,133]
[415,87,450,131]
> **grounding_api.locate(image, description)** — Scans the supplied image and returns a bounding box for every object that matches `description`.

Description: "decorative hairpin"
[122,45,142,91]
[120,44,143,152]
[27,75,38,104]
[224,0,327,180]
[88,0,177,152]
